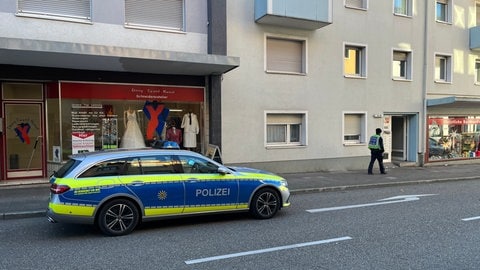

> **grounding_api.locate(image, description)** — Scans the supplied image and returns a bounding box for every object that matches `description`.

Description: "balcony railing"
[255,0,332,30]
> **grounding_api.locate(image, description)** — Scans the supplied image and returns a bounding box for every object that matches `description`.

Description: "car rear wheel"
[250,188,280,219]
[97,199,139,236]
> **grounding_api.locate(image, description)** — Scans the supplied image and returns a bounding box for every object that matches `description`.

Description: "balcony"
[255,0,332,30]
[470,26,480,50]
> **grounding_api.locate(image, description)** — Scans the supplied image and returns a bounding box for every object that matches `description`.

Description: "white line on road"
[462,216,480,221]
[306,194,437,213]
[184,236,352,265]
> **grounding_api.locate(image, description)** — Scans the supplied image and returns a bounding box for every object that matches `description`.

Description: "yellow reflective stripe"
[49,202,95,217]
[183,205,245,213]
[144,207,183,216]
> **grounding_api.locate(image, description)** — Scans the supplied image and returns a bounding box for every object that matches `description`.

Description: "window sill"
[16,13,92,24]
[435,20,452,25]
[124,24,185,34]
[434,80,452,85]
[266,145,307,150]
[392,78,412,82]
[343,143,366,147]
[393,13,412,18]
[344,75,366,79]
[265,70,307,76]
[345,6,367,11]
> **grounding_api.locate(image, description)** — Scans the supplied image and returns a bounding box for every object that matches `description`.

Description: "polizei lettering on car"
[195,188,230,197]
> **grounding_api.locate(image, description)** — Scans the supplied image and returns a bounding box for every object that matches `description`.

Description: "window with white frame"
[343,113,366,144]
[345,0,367,9]
[434,54,452,82]
[392,50,411,80]
[394,0,412,16]
[436,0,451,23]
[125,0,184,31]
[266,37,306,74]
[16,0,91,22]
[344,44,367,78]
[475,60,480,84]
[265,112,307,147]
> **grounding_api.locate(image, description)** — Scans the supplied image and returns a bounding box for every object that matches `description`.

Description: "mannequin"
[166,121,182,145]
[120,108,146,148]
[181,112,199,150]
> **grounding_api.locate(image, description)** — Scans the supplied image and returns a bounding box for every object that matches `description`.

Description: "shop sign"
[72,132,95,154]
[60,82,204,102]
[428,117,480,125]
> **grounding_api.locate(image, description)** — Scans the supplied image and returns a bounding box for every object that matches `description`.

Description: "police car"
[47,148,290,236]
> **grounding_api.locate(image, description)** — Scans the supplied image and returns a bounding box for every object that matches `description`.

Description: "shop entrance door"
[3,103,45,179]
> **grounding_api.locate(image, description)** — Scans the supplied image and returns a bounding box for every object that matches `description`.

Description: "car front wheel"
[97,199,139,236]
[250,188,280,219]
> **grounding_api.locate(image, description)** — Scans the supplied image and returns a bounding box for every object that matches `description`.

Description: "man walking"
[368,128,386,175]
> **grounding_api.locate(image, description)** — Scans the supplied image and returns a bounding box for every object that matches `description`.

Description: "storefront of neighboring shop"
[426,97,480,163]
[1,81,206,180]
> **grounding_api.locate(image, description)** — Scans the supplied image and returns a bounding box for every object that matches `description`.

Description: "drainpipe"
[420,0,429,167]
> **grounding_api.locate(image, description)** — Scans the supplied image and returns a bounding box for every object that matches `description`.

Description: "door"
[4,103,45,179]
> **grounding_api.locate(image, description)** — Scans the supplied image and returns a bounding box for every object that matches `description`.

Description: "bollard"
[417,152,424,167]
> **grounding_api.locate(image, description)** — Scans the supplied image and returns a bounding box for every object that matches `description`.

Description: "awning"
[0,37,239,76]
[427,96,480,109]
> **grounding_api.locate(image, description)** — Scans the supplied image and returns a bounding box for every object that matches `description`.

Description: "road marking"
[306,194,437,213]
[462,216,480,221]
[184,236,352,265]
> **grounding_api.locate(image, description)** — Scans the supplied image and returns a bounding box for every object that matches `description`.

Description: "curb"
[1,210,45,220]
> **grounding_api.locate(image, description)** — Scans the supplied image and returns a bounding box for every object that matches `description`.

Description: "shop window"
[434,54,452,83]
[345,0,367,10]
[266,37,306,75]
[394,0,411,16]
[16,0,91,22]
[436,0,451,23]
[125,0,184,31]
[343,112,366,145]
[428,116,480,161]
[392,50,411,80]
[344,44,367,78]
[2,83,43,100]
[265,112,307,147]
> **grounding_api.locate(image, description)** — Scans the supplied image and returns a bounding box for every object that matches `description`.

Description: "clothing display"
[143,101,170,140]
[181,112,199,148]
[166,126,183,145]
[120,109,146,149]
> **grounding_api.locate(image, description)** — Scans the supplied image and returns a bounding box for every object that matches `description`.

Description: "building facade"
[221,0,480,173]
[2,0,480,181]
[0,0,238,180]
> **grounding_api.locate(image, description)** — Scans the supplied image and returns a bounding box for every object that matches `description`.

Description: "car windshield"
[53,159,82,178]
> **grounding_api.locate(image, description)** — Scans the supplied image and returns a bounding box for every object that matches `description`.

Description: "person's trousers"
[368,150,385,174]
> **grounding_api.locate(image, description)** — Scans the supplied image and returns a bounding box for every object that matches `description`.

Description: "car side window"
[78,159,126,178]
[178,155,219,173]
[124,158,141,175]
[139,155,179,174]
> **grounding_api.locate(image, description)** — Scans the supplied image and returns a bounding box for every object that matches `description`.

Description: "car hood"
[228,166,279,176]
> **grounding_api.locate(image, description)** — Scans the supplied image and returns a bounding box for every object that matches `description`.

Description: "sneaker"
[381,172,387,174]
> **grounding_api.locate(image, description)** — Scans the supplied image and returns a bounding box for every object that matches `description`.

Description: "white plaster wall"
[222,0,459,166]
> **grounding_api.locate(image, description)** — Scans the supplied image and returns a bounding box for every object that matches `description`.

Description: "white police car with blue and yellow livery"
[47,148,290,236]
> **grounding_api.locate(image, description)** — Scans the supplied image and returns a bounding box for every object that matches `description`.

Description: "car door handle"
[186,179,198,183]
[130,181,145,187]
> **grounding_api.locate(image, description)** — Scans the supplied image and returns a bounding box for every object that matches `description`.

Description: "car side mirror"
[218,167,229,175]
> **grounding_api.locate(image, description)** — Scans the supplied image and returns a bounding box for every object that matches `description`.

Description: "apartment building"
[221,0,480,173]
[0,0,238,180]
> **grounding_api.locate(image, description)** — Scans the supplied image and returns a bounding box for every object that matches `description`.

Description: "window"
[436,0,451,23]
[266,37,306,74]
[394,0,411,16]
[125,0,184,31]
[476,60,480,84]
[435,54,452,82]
[17,0,91,22]
[79,159,127,178]
[178,155,219,174]
[392,50,411,80]
[345,0,367,9]
[343,113,367,144]
[344,44,367,78]
[265,112,307,147]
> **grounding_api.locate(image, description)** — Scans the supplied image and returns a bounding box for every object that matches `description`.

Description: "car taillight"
[50,184,70,194]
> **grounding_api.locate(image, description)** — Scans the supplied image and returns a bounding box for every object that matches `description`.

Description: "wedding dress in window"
[121,109,146,148]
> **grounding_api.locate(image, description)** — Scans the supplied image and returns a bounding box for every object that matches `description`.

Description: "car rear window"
[54,159,82,178]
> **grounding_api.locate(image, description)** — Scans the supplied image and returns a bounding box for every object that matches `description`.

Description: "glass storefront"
[48,81,205,162]
[428,116,480,161]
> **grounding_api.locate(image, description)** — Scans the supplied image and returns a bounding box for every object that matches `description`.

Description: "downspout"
[420,0,429,166]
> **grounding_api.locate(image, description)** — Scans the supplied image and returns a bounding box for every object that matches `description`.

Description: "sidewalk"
[2,162,480,220]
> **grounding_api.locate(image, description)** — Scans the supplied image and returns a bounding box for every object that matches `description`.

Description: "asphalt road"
[2,180,480,269]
